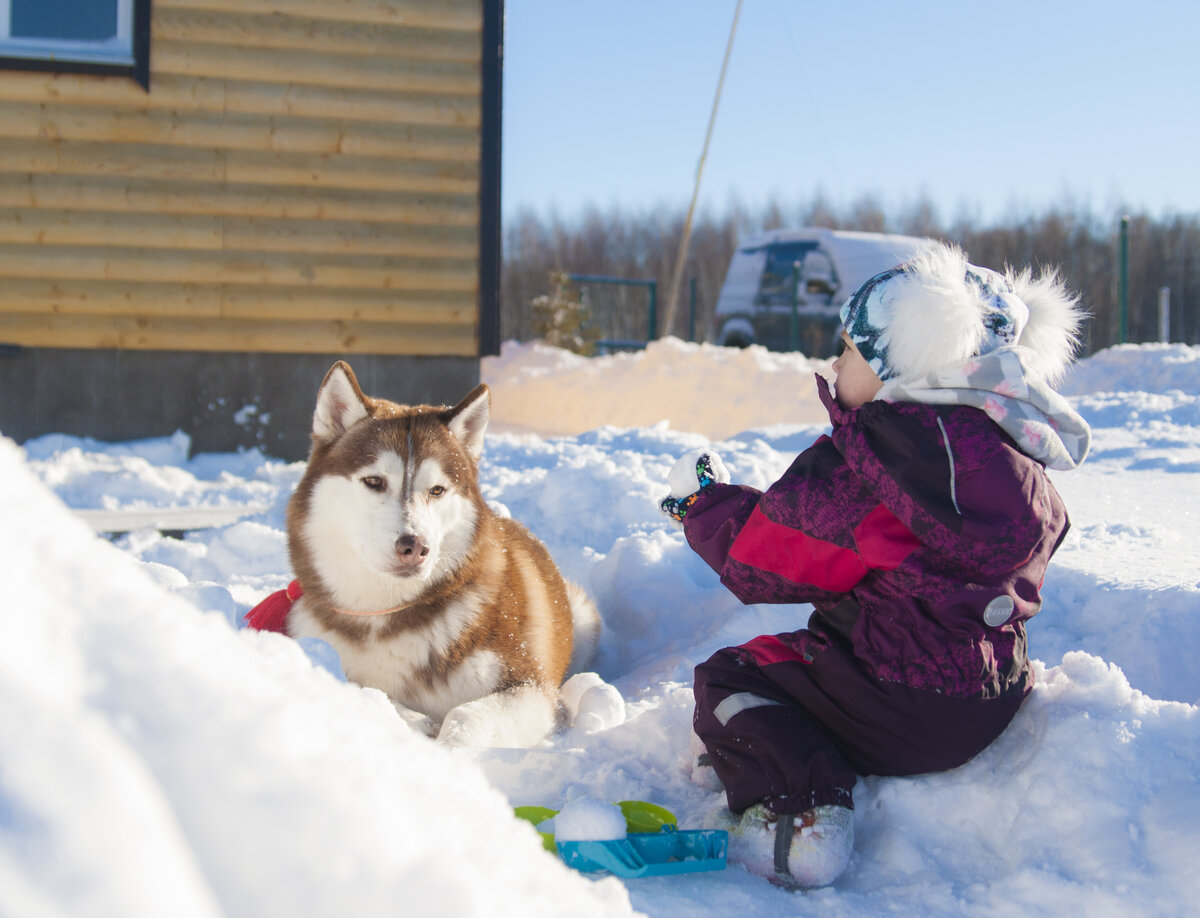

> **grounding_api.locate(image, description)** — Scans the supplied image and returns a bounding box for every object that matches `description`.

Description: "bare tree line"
[502,195,1200,355]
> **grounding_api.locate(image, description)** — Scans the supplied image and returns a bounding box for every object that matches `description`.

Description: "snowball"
[561,672,605,716]
[668,448,729,498]
[553,797,626,842]
[576,683,625,730]
[561,673,626,733]
[668,448,710,498]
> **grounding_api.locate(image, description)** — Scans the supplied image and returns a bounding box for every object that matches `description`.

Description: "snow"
[560,672,626,734]
[553,797,627,842]
[4,337,1199,917]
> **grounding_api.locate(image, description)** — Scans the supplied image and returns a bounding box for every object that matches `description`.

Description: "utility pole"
[662,0,742,338]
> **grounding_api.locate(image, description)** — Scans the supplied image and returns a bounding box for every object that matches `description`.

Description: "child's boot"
[727,802,853,888]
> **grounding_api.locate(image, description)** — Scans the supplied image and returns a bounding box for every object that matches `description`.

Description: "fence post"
[1158,287,1171,343]
[647,283,658,341]
[789,261,801,351]
[1118,215,1129,344]
[565,274,658,350]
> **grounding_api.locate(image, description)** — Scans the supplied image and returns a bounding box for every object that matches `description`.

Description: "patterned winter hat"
[838,244,1078,383]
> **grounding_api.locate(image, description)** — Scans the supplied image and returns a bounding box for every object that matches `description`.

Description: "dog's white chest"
[289,597,503,721]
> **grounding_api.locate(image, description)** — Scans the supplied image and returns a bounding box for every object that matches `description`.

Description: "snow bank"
[1060,342,1200,396]
[482,337,833,438]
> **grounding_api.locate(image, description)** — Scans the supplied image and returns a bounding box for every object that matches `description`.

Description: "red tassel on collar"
[243,580,302,634]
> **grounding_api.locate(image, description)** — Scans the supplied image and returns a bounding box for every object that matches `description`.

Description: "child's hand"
[659,448,730,524]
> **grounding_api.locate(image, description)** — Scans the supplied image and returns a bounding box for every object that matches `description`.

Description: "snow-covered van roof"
[714,227,937,318]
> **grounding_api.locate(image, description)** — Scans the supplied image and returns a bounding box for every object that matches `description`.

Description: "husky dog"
[284,361,600,747]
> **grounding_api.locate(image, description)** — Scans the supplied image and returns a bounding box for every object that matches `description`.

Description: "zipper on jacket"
[936,417,962,516]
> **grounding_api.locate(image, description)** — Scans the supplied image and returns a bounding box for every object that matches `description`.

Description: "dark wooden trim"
[132,0,151,91]
[0,55,129,80]
[476,0,503,357]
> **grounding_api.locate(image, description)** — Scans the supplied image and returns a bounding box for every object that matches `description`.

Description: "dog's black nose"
[395,534,429,564]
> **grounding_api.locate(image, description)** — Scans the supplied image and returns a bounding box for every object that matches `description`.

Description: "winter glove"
[659,448,730,524]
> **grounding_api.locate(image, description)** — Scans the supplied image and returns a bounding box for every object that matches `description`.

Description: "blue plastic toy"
[515,800,727,879]
[557,824,727,877]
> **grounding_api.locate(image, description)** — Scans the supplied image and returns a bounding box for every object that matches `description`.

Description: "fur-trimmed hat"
[839,243,1086,385]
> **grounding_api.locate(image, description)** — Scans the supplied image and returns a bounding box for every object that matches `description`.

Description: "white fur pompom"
[668,447,730,498]
[878,245,985,381]
[1007,265,1086,385]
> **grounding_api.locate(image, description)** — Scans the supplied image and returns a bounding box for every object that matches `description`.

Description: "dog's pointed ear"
[444,383,490,459]
[313,361,371,444]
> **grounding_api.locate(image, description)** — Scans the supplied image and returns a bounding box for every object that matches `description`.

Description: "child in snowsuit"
[659,242,1090,888]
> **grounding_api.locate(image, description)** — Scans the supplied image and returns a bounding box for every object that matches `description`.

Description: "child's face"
[832,331,883,409]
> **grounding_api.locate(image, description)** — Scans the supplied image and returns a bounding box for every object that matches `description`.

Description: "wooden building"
[0,0,502,458]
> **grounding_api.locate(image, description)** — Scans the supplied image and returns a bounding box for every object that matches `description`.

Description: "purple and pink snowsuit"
[686,373,1074,817]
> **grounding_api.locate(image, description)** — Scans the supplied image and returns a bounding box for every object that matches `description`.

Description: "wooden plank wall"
[0,0,484,356]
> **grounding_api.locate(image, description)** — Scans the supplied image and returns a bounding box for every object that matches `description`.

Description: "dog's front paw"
[437,702,494,747]
[437,687,558,748]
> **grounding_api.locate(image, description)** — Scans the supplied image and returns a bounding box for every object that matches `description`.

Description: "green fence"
[567,273,698,353]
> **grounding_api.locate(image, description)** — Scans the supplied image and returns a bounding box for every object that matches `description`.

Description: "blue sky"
[501,0,1200,227]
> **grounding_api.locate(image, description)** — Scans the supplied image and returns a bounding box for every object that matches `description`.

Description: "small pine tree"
[530,272,600,355]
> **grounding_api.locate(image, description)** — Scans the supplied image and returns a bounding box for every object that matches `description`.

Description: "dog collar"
[333,596,411,616]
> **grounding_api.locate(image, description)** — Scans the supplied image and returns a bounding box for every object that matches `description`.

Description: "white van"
[712,227,937,356]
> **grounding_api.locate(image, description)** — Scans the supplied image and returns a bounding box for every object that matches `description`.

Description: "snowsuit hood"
[873,346,1090,470]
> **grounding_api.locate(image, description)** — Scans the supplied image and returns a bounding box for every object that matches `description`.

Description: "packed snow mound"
[482,337,833,438]
[1060,342,1200,395]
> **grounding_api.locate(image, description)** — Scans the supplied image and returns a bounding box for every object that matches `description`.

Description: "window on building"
[0,0,149,88]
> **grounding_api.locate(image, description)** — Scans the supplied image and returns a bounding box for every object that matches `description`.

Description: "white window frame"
[0,0,135,66]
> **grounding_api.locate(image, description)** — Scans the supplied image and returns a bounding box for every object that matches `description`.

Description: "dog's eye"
[361,476,386,492]
[428,485,446,498]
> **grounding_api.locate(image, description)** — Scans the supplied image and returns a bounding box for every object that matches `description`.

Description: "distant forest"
[501,195,1200,356]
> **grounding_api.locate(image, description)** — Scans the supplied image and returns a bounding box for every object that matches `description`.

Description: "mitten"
[659,448,730,524]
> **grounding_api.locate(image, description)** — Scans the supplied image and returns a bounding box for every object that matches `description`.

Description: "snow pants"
[692,632,1031,816]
